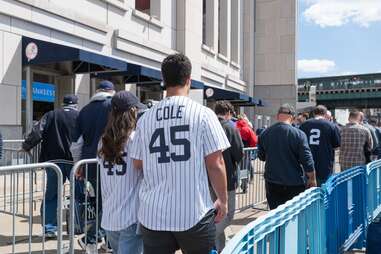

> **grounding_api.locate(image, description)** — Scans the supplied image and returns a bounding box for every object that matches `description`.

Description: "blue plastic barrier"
[222,188,326,254]
[322,166,367,253]
[224,161,381,254]
[366,160,381,223]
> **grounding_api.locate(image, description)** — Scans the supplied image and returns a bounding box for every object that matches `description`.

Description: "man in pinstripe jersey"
[130,54,230,254]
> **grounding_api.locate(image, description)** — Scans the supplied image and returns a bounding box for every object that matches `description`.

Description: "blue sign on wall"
[21,80,56,103]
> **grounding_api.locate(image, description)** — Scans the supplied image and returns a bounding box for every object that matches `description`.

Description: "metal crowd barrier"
[69,159,103,254]
[236,148,267,211]
[1,141,47,217]
[322,166,367,253]
[0,162,63,253]
[366,160,381,223]
[2,140,40,166]
[222,188,326,254]
[0,150,35,217]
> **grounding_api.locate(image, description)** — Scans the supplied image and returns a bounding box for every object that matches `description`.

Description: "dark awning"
[92,69,205,89]
[22,36,205,89]
[204,86,261,106]
[22,37,127,73]
[91,66,162,84]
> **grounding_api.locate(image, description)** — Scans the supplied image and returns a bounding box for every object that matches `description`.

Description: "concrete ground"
[0,173,267,254]
[0,152,363,253]
[0,206,267,254]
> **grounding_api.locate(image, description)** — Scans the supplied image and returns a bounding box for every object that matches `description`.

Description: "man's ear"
[186,77,191,87]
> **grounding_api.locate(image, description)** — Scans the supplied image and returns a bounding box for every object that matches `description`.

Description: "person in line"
[236,115,257,147]
[300,105,341,186]
[340,111,373,171]
[72,80,115,253]
[360,112,379,162]
[257,104,317,210]
[369,119,381,160]
[213,100,244,252]
[130,53,230,254]
[325,110,333,122]
[255,125,267,137]
[293,113,308,127]
[98,91,146,254]
[22,95,79,238]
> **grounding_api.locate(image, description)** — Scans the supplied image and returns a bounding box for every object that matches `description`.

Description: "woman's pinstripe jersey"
[98,132,142,231]
[130,96,230,231]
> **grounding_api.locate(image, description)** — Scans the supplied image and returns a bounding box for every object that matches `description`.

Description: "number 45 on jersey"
[149,125,191,163]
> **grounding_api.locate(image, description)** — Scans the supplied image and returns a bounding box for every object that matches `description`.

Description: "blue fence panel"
[222,188,326,254]
[224,159,381,254]
[366,160,381,223]
[322,166,367,253]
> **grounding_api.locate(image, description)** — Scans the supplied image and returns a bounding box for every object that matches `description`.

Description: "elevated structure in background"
[298,73,381,109]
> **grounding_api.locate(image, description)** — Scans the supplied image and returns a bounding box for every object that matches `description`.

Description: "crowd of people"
[14,52,381,254]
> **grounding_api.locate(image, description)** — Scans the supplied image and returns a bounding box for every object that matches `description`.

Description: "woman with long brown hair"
[98,90,146,254]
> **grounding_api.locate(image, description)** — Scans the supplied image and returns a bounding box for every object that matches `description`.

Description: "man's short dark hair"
[349,110,362,120]
[313,105,327,116]
[161,53,192,88]
[214,100,233,116]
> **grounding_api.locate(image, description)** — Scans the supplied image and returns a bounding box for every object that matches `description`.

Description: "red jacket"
[236,119,257,147]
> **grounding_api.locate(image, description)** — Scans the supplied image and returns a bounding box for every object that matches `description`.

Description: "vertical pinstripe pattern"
[98,132,142,231]
[130,96,230,231]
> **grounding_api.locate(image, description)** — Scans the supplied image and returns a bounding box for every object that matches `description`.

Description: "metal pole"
[91,76,96,97]
[26,67,33,133]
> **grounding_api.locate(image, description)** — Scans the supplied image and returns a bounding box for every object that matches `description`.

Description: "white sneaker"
[44,231,57,239]
[78,238,98,254]
[85,243,98,254]
[100,242,113,253]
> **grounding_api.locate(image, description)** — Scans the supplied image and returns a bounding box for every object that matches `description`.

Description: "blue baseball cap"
[97,80,115,91]
[63,94,78,105]
[112,91,147,112]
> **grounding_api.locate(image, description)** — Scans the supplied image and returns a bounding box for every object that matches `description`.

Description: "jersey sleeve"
[129,121,143,160]
[201,108,231,157]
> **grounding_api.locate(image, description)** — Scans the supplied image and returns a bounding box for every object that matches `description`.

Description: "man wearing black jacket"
[213,101,244,252]
[22,95,79,238]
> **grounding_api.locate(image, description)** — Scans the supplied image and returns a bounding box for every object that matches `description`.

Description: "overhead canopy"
[92,69,205,89]
[22,36,205,89]
[91,67,162,84]
[204,85,262,106]
[22,37,127,73]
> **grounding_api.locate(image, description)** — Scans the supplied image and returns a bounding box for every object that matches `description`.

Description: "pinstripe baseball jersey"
[130,96,230,231]
[98,132,142,231]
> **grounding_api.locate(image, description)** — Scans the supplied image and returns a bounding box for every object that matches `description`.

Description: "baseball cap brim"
[135,102,147,110]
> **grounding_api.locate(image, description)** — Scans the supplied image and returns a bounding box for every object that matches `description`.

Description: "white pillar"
[25,67,33,133]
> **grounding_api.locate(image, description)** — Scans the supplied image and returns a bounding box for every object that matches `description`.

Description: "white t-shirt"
[130,96,230,231]
[98,132,142,231]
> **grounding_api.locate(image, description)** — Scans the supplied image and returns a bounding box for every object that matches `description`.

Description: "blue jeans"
[41,163,71,233]
[106,224,143,254]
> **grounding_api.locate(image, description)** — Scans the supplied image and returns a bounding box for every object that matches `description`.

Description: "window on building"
[202,0,214,48]
[230,0,240,63]
[218,0,228,56]
[135,0,160,19]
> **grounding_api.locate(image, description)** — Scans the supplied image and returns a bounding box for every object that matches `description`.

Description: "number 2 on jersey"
[309,129,321,145]
[149,125,191,163]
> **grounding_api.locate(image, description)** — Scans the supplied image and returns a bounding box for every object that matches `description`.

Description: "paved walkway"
[0,205,266,253]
